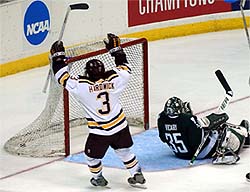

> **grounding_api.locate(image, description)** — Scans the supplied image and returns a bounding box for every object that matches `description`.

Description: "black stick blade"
[70,3,89,10]
[215,70,233,97]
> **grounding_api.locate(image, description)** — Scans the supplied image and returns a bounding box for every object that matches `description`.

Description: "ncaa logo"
[24,1,50,45]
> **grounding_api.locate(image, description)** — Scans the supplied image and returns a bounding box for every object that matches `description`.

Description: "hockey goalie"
[157,96,249,165]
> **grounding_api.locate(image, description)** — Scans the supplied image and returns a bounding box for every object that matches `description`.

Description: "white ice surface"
[0,29,250,192]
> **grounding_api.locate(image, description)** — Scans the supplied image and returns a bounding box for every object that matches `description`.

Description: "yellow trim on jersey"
[78,78,95,85]
[106,73,119,82]
[102,112,125,129]
[87,111,126,130]
[117,65,130,71]
[59,73,70,85]
[88,121,99,127]
[96,79,104,84]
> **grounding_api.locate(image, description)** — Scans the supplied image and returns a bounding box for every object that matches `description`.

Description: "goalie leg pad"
[221,124,247,154]
[213,124,247,165]
[220,125,246,153]
[214,129,238,165]
[222,129,240,152]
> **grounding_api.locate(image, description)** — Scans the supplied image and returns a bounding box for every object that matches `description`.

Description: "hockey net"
[4,38,149,157]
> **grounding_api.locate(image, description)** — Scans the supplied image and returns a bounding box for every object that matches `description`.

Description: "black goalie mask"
[164,96,183,116]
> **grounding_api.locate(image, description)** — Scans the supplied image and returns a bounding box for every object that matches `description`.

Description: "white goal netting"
[4,38,148,157]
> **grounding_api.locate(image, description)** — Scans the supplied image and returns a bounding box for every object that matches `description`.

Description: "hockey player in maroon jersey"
[157,96,249,164]
[50,33,146,187]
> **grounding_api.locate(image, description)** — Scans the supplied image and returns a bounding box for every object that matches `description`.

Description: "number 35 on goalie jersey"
[157,112,203,159]
[55,64,132,136]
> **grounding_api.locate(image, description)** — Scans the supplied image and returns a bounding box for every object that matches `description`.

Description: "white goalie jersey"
[55,64,132,136]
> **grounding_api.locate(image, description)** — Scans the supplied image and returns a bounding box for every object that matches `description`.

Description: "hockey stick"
[189,70,233,165]
[215,69,233,112]
[58,3,89,43]
[240,0,250,50]
[42,3,89,93]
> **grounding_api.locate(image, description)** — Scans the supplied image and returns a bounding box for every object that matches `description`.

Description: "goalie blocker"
[198,113,229,130]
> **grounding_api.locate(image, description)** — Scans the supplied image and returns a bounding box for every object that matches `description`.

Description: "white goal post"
[4,38,149,157]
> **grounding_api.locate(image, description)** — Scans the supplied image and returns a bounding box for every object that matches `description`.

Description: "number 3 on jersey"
[165,133,188,153]
[97,92,111,114]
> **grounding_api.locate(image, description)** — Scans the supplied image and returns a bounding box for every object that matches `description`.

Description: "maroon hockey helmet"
[85,59,105,81]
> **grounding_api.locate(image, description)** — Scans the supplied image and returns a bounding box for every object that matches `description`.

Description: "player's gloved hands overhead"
[50,41,66,63]
[104,33,122,56]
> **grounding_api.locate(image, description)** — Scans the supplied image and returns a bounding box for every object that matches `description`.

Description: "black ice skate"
[246,172,250,182]
[128,172,146,186]
[240,120,250,147]
[90,174,108,187]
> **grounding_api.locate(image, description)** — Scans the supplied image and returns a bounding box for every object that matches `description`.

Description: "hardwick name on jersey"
[55,63,132,136]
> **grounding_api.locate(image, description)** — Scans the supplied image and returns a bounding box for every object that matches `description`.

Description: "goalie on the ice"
[157,96,249,164]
